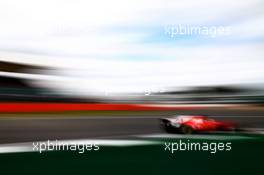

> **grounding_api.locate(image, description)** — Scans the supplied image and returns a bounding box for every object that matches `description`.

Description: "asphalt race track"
[0,109,264,144]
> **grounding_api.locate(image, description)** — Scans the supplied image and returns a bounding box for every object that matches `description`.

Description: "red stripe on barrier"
[0,103,201,113]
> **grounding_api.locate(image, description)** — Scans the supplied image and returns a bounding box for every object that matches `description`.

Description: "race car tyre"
[163,122,173,133]
[180,125,193,134]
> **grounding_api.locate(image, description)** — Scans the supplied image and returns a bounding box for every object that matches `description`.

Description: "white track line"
[0,139,160,154]
[135,133,257,140]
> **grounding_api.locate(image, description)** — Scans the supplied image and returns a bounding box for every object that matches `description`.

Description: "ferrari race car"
[160,115,236,134]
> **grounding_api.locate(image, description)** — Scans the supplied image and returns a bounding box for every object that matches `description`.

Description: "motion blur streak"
[0,103,201,113]
[0,0,263,149]
[0,140,159,154]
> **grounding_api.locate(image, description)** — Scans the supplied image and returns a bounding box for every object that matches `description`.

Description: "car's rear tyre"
[180,125,193,134]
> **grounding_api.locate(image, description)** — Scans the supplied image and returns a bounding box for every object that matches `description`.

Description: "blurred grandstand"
[1,60,264,104]
[142,86,264,104]
[0,61,97,103]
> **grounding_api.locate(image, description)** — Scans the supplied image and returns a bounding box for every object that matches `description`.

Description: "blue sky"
[0,0,263,94]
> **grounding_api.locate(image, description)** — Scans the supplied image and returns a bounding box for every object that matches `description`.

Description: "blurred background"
[1,1,264,175]
[1,58,264,104]
[0,0,264,144]
[0,0,264,105]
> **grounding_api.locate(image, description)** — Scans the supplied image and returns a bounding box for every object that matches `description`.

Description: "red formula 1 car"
[160,115,236,134]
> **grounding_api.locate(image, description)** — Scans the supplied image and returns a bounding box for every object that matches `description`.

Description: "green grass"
[1,135,264,175]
